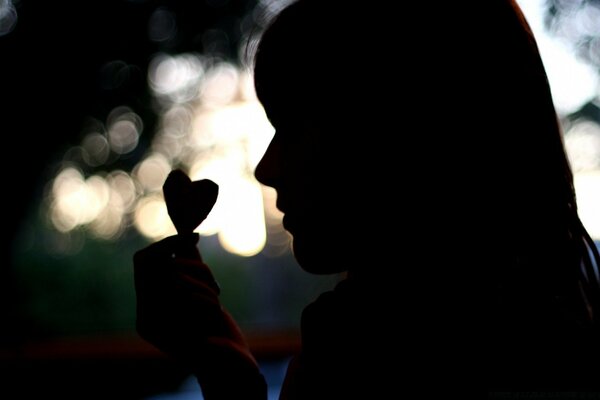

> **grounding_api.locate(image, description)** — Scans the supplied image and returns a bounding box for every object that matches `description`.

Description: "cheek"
[285,160,351,227]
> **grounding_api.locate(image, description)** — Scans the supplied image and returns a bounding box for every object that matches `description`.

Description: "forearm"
[134,234,266,399]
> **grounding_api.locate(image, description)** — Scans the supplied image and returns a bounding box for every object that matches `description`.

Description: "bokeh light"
[517,0,600,241]
[106,106,143,155]
[148,53,205,104]
[517,0,599,115]
[218,177,266,257]
[44,0,600,256]
[50,167,105,231]
[574,171,600,240]
[133,194,176,239]
[564,119,600,239]
[135,153,172,193]
[47,57,278,257]
[81,132,110,167]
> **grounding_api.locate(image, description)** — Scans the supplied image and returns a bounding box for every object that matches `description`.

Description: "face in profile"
[251,1,381,275]
[254,107,350,274]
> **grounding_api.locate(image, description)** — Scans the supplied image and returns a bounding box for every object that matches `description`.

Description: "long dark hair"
[249,0,600,326]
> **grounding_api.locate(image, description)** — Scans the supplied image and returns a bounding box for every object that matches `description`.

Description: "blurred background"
[0,0,599,398]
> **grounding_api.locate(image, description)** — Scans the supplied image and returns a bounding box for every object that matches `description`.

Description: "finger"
[135,262,219,304]
[133,233,201,267]
[172,258,221,295]
[134,233,209,293]
[135,255,220,296]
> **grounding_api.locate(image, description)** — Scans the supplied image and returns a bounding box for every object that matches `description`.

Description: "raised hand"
[133,170,266,399]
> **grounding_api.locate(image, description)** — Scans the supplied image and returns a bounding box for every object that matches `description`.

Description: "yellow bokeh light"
[47,58,284,256]
[107,170,138,213]
[148,53,204,102]
[189,157,231,236]
[81,132,110,167]
[133,195,177,239]
[178,76,274,256]
[106,107,143,155]
[89,206,124,240]
[50,168,110,231]
[84,175,111,221]
[574,171,600,240]
[50,203,78,233]
[218,177,266,257]
[135,153,172,193]
[108,119,139,154]
[200,62,240,108]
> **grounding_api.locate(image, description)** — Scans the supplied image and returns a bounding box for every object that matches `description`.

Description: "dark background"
[0,1,286,398]
[1,0,599,398]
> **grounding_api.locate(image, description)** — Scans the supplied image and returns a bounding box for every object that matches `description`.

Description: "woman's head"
[253,0,389,273]
[251,0,598,320]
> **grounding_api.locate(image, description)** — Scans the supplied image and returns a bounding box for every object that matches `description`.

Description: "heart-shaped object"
[163,169,219,235]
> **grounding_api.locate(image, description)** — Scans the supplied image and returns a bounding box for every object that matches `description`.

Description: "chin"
[291,236,348,275]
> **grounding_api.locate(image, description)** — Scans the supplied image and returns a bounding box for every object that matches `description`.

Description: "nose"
[254,133,282,190]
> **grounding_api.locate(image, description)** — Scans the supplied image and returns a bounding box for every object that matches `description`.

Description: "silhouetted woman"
[134,0,600,397]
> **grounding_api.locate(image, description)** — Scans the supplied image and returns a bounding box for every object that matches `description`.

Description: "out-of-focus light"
[152,131,185,161]
[134,195,176,239]
[46,54,286,257]
[574,171,600,240]
[50,169,109,231]
[50,202,78,233]
[517,1,600,242]
[148,53,204,103]
[108,119,139,154]
[202,102,274,164]
[218,177,266,257]
[89,206,124,240]
[107,107,142,155]
[541,40,598,115]
[589,37,600,67]
[242,103,276,167]
[81,132,110,167]
[564,120,600,172]
[517,0,598,115]
[191,110,218,150]
[564,119,600,241]
[107,170,138,213]
[135,153,171,192]
[200,62,240,108]
[185,96,274,257]
[189,158,231,236]
[162,105,194,138]
[189,158,267,256]
[0,1,17,37]
[574,4,600,38]
[85,175,111,219]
